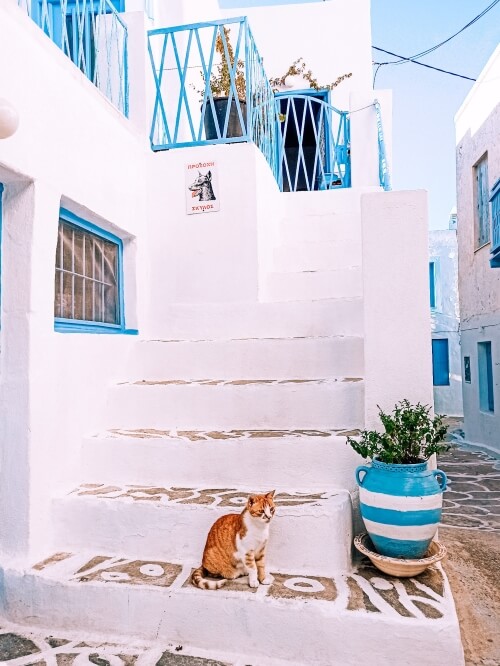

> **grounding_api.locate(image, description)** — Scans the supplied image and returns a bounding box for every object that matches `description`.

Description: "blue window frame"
[490,178,500,268]
[475,154,490,248]
[429,261,436,309]
[478,341,494,413]
[54,209,135,334]
[432,339,450,386]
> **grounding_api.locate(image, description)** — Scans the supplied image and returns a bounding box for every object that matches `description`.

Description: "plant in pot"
[195,26,247,141]
[348,400,449,560]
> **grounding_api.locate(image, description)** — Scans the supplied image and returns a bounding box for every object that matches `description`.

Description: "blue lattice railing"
[18,0,128,117]
[276,93,350,192]
[490,178,500,268]
[148,18,351,192]
[375,99,391,191]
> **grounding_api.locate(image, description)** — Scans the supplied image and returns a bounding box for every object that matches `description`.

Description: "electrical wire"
[371,0,500,84]
[372,48,476,82]
[391,0,500,65]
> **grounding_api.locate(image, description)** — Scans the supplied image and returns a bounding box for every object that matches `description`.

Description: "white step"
[104,378,364,430]
[273,239,361,272]
[278,212,362,245]
[266,267,362,302]
[81,431,363,491]
[280,186,379,220]
[0,552,464,666]
[52,486,353,575]
[126,336,364,381]
[146,298,364,340]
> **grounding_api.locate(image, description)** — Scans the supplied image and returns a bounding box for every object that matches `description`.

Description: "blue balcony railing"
[490,178,500,268]
[375,100,391,191]
[147,18,350,192]
[276,93,350,192]
[18,0,129,117]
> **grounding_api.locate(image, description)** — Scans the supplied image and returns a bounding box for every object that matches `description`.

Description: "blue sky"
[220,0,500,229]
[372,0,500,229]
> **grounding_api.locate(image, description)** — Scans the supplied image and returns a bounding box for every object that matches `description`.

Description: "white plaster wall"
[153,0,373,111]
[361,190,433,429]
[455,48,500,451]
[0,2,149,557]
[429,230,463,417]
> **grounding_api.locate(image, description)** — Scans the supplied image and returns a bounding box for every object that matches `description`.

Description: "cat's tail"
[191,566,227,590]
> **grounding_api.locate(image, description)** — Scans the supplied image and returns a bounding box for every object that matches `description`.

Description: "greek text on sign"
[186,160,220,215]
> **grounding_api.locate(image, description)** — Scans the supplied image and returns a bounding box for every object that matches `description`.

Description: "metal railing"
[375,100,391,191]
[276,93,350,192]
[18,0,128,117]
[147,18,351,193]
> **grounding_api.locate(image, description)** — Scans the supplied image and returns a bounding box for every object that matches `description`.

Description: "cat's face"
[247,491,276,523]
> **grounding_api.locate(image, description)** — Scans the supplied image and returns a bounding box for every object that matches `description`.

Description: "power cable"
[390,0,500,65]
[372,47,476,82]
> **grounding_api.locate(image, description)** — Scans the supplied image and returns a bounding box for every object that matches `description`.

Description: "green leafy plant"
[347,400,449,464]
[194,26,246,101]
[269,57,352,92]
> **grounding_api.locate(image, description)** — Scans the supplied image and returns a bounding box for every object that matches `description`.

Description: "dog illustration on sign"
[188,170,216,202]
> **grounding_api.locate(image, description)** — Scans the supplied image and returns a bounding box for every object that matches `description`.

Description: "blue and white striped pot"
[355,459,447,559]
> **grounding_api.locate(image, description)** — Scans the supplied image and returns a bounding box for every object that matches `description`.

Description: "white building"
[455,44,500,454]
[0,1,463,664]
[429,214,463,417]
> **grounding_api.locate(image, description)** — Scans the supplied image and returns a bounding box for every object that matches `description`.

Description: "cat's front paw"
[248,574,259,588]
[259,574,274,585]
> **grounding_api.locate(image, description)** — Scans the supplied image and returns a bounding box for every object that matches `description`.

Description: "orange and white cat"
[192,491,276,590]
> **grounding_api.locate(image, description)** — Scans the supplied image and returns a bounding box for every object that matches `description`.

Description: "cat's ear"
[247,495,256,507]
[266,490,276,500]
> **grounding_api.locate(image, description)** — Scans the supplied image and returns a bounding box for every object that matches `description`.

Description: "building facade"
[455,45,500,454]
[430,218,463,417]
[0,1,462,663]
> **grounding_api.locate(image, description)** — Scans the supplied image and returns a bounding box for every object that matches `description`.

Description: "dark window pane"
[103,242,117,285]
[103,284,119,324]
[94,239,103,282]
[62,271,73,319]
[63,224,74,271]
[54,269,62,317]
[85,277,93,321]
[55,225,63,269]
[85,235,93,277]
[73,275,84,320]
[73,228,85,276]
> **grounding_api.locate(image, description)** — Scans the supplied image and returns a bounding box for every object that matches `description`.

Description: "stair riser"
[273,241,361,273]
[1,571,463,666]
[278,212,361,244]
[104,382,364,430]
[52,495,353,575]
[81,437,362,491]
[266,268,362,302]
[145,299,364,340]
[127,337,364,381]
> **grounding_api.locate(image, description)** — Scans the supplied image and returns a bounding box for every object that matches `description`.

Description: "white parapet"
[361,190,433,428]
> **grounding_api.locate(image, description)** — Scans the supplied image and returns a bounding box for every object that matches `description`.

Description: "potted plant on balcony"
[195,26,247,141]
[348,400,449,560]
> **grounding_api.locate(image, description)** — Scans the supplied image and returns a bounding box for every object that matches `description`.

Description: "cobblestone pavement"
[438,420,500,666]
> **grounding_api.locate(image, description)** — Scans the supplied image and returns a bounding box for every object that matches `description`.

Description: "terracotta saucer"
[354,533,447,577]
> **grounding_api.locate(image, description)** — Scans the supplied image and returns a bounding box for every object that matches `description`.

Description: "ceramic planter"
[203,97,247,140]
[355,459,447,559]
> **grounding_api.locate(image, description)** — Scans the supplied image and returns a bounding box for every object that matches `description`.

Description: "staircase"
[0,189,463,665]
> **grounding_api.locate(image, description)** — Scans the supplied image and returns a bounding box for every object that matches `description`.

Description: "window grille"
[54,214,121,328]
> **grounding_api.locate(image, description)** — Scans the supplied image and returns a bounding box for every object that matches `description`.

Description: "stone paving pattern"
[439,442,500,532]
[71,486,330,508]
